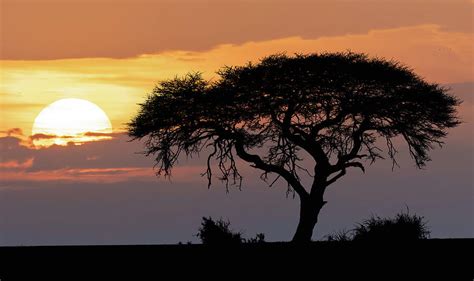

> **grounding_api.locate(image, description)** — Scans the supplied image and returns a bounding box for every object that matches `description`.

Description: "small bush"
[196,217,243,245]
[353,212,430,241]
[324,210,430,242]
[196,217,266,245]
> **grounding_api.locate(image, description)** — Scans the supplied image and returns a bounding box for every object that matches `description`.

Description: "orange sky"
[0,0,472,244]
[1,1,472,134]
[1,0,472,182]
[1,24,472,136]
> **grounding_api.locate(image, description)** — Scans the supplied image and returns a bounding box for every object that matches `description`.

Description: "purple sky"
[1,83,472,245]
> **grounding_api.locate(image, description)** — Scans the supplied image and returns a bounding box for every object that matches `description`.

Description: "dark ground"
[0,239,472,280]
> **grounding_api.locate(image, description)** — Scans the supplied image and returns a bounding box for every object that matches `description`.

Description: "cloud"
[0,132,204,183]
[1,1,472,60]
[0,167,153,183]
[0,128,23,136]
[83,132,117,137]
[28,132,116,147]
[0,163,204,184]
[1,133,146,169]
[0,102,45,110]
[30,133,74,140]
[0,158,34,169]
[0,136,33,163]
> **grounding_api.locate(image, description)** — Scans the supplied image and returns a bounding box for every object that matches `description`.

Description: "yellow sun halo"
[32,98,113,147]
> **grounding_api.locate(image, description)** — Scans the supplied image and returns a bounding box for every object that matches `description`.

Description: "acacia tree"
[128,52,459,243]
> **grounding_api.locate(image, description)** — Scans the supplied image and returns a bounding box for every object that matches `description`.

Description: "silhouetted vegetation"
[245,233,266,244]
[325,229,352,242]
[196,217,243,245]
[196,217,265,245]
[353,212,430,241]
[325,211,430,242]
[129,52,460,243]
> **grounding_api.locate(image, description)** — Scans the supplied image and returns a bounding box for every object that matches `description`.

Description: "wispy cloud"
[0,132,205,184]
[30,133,74,140]
[0,128,23,136]
[0,158,34,169]
[83,132,117,137]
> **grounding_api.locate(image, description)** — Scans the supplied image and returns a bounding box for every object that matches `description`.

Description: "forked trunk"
[292,197,325,243]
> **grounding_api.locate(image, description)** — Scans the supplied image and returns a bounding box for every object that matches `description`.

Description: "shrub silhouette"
[196,217,266,245]
[353,213,430,241]
[196,217,243,245]
[325,211,430,241]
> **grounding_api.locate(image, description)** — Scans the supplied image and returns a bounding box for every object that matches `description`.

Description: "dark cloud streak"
[2,1,472,60]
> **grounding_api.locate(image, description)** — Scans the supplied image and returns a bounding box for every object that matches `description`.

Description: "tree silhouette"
[128,52,460,243]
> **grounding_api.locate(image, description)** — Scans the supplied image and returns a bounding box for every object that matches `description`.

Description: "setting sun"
[32,98,112,146]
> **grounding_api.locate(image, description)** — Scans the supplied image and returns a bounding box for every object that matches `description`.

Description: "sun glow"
[32,98,113,147]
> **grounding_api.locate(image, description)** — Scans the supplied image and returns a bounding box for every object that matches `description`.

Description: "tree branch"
[344,161,365,172]
[234,139,309,198]
[271,109,330,168]
[330,118,371,173]
[326,169,346,186]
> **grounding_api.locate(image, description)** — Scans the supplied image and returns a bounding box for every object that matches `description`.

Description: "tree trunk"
[291,197,325,243]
